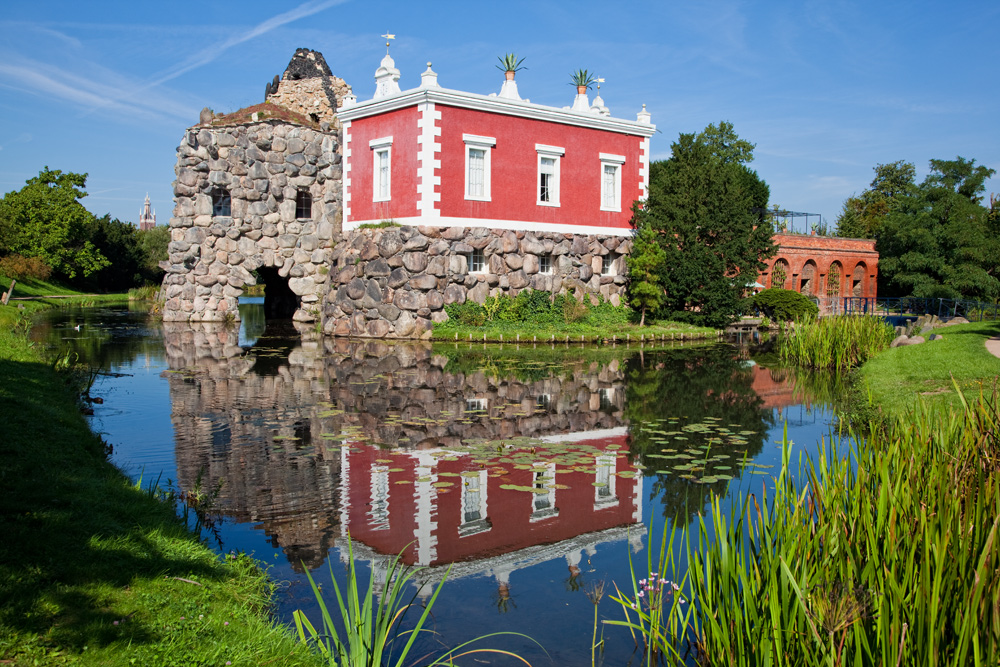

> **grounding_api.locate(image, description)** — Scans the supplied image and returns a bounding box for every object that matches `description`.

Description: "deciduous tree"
[0,168,108,279]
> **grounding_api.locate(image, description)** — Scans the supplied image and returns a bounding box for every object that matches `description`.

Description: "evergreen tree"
[877,157,999,299]
[631,130,775,328]
[626,210,666,326]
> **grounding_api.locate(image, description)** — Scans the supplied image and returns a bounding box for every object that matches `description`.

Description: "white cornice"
[346,215,636,237]
[338,86,656,137]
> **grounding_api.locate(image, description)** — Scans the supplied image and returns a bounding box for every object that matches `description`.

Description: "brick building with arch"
[758,233,878,313]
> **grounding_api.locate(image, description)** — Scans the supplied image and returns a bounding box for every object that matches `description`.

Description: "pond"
[31,299,845,665]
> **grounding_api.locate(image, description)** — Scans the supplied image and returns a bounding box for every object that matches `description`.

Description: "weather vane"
[596,76,605,92]
[381,32,395,55]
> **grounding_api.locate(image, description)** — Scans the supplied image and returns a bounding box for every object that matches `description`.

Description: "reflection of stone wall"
[322,226,631,339]
[163,328,625,569]
[164,322,340,570]
[321,338,626,447]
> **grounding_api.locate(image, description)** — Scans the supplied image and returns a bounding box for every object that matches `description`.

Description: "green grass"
[855,320,1000,418]
[0,324,321,666]
[0,276,129,329]
[432,320,718,344]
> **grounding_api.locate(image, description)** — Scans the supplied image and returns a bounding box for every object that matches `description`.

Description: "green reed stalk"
[294,535,537,666]
[676,386,1000,666]
[781,315,895,371]
[609,387,1000,664]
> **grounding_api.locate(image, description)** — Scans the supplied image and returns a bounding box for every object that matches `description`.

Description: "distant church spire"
[139,193,156,230]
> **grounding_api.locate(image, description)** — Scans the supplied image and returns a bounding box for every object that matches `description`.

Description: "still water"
[31,299,843,665]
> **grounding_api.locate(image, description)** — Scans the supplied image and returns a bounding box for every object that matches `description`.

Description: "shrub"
[0,254,52,281]
[752,288,818,322]
[444,300,486,326]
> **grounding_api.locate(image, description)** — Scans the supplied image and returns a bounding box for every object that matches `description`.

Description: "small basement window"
[212,188,231,217]
[601,255,615,275]
[295,190,312,220]
[469,248,486,273]
[539,254,552,274]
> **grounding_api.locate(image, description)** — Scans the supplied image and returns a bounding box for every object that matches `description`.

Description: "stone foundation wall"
[162,120,342,322]
[321,225,632,339]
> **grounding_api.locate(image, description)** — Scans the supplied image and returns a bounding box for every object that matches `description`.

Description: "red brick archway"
[758,234,878,314]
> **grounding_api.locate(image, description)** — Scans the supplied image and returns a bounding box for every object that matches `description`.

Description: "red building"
[758,233,879,313]
[337,55,656,236]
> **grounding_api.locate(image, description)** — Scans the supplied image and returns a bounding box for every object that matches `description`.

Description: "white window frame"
[539,254,552,275]
[530,463,559,522]
[600,153,626,212]
[459,470,491,537]
[370,136,393,203]
[469,247,486,274]
[463,134,496,201]
[601,254,615,276]
[536,144,564,207]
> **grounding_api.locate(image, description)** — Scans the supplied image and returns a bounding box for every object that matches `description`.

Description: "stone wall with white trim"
[162,120,342,322]
[321,225,631,338]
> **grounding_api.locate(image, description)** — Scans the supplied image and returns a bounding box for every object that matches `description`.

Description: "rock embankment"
[321,225,631,338]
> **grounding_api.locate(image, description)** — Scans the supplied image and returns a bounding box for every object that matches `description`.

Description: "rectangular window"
[369,136,393,203]
[536,144,564,207]
[464,134,496,201]
[600,153,626,212]
[468,149,485,197]
[539,254,552,274]
[295,190,312,220]
[469,248,486,273]
[601,254,614,276]
[212,188,231,217]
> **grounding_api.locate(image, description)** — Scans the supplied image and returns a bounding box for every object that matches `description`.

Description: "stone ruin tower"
[160,49,349,323]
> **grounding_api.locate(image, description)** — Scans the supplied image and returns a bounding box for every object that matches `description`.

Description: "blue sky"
[1,0,997,230]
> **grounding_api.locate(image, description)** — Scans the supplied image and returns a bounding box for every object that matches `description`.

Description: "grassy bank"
[0,323,319,665]
[0,276,132,329]
[431,319,718,343]
[855,320,1000,419]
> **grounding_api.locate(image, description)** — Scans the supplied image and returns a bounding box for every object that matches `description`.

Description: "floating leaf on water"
[714,474,734,480]
[438,472,461,477]
[616,471,637,478]
[394,480,413,485]
[388,468,404,473]
[417,476,432,483]
[592,482,608,487]
[432,481,455,488]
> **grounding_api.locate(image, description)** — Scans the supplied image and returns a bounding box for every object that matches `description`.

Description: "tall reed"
[294,535,536,666]
[674,388,1000,665]
[780,315,895,371]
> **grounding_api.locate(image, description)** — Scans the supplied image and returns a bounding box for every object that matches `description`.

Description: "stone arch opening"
[256,266,300,319]
[852,263,867,297]
[799,260,817,296]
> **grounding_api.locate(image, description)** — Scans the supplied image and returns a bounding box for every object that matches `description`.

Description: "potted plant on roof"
[570,69,597,95]
[497,53,527,81]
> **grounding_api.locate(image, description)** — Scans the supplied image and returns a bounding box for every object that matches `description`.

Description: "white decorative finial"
[637,104,652,124]
[381,32,395,55]
[421,62,439,88]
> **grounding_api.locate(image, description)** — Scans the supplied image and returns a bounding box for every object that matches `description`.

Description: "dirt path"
[987,337,1000,359]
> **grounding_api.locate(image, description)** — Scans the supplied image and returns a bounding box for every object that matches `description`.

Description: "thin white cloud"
[145,0,349,88]
[0,58,198,123]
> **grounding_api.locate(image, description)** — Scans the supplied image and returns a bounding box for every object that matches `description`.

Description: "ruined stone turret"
[264,48,351,126]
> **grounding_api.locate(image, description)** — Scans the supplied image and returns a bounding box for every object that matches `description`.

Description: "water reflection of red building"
[339,427,643,588]
[749,363,813,413]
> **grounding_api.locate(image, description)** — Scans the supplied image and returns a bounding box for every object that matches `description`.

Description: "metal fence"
[840,297,1000,322]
